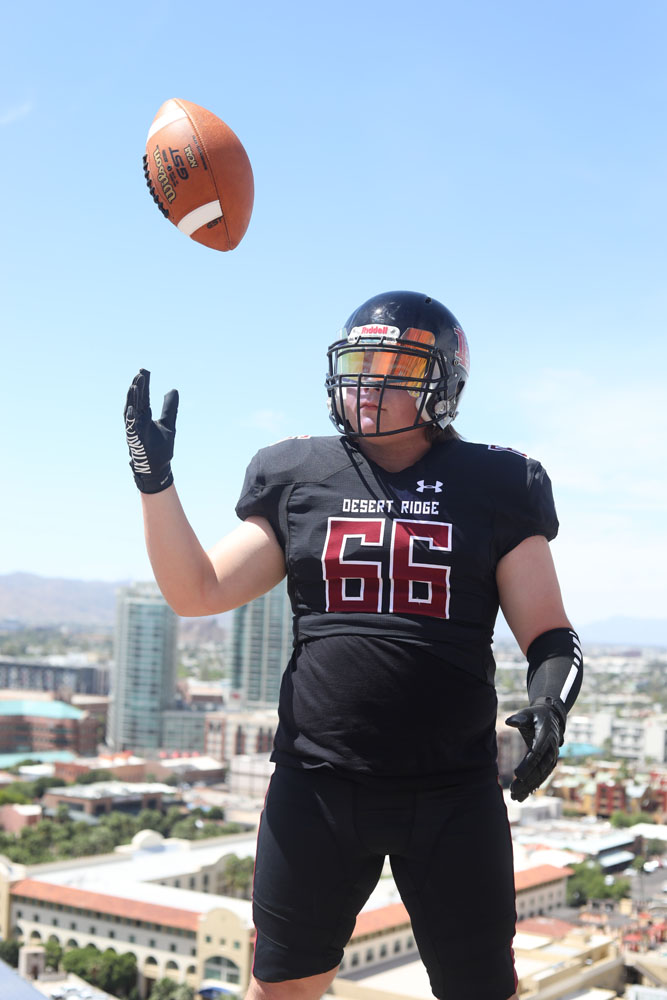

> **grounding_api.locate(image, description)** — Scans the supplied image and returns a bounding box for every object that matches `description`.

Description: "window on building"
[351,954,359,967]
[393,940,401,953]
[365,949,374,962]
[203,957,241,984]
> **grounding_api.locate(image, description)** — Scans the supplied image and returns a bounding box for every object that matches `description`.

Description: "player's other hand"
[505,702,564,802]
[124,369,179,494]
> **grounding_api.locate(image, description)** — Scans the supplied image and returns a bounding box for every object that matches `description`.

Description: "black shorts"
[252,764,517,1000]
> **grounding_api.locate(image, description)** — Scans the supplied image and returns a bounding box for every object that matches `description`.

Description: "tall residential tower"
[108,584,177,751]
[230,580,292,708]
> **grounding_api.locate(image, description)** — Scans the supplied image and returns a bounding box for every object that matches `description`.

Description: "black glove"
[124,369,179,494]
[505,699,564,802]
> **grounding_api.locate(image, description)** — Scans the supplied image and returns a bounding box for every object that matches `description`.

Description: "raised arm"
[125,371,286,618]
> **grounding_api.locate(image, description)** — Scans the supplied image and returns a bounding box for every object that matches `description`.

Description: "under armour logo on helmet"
[416,480,443,493]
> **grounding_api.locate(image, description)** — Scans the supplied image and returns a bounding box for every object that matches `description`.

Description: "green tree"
[135,809,164,832]
[63,944,99,979]
[63,946,137,999]
[31,776,66,797]
[44,937,63,970]
[0,787,31,805]
[55,803,71,823]
[160,806,186,836]
[169,816,199,839]
[78,769,114,784]
[610,811,656,829]
[219,854,255,899]
[0,938,19,967]
[609,877,631,900]
[148,978,194,1000]
[172,986,195,1000]
[99,949,138,997]
[99,810,138,841]
[566,861,612,906]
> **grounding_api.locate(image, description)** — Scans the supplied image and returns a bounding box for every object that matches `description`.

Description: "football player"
[124,290,582,1000]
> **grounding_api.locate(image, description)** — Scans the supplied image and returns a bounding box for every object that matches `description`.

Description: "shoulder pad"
[254,435,350,485]
[487,444,529,458]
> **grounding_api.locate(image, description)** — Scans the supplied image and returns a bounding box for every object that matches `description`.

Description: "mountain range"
[0,573,664,647]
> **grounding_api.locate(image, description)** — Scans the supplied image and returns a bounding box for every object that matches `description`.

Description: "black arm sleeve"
[526,627,583,728]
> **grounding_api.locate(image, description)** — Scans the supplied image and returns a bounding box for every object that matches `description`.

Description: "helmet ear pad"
[418,353,467,429]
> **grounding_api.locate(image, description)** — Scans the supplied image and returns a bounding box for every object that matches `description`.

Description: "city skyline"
[0,569,665,645]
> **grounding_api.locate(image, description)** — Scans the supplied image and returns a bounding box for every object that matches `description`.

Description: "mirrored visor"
[336,328,435,388]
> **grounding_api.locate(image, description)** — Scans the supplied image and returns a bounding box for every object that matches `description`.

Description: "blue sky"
[1,1,665,628]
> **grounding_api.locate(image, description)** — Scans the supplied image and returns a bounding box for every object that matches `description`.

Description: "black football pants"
[251,764,517,1000]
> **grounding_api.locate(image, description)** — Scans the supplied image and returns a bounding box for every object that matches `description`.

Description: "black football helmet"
[326,290,470,437]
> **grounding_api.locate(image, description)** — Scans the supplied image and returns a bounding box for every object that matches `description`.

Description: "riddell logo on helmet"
[348,325,400,344]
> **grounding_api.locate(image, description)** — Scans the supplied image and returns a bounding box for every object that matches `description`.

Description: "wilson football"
[143,98,254,251]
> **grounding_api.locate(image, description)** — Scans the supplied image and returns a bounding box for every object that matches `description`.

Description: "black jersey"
[236,435,558,784]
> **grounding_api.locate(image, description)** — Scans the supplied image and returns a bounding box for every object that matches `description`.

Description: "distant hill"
[0,573,228,633]
[0,573,123,626]
[577,616,667,648]
[0,573,664,646]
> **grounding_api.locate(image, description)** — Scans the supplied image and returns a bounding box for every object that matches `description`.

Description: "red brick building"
[0,699,98,757]
[595,781,628,817]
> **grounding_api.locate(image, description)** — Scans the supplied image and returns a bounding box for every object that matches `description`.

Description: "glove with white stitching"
[124,369,179,494]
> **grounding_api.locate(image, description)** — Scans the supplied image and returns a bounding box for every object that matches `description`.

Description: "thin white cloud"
[551,514,665,622]
[516,369,667,510]
[505,369,667,620]
[0,102,32,127]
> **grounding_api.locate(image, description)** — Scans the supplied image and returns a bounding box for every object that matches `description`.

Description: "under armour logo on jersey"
[416,480,443,493]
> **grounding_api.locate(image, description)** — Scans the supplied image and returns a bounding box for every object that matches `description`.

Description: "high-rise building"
[230,580,292,707]
[108,584,177,751]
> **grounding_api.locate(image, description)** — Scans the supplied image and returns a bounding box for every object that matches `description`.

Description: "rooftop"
[11,878,201,932]
[514,865,574,891]
[0,700,83,720]
[0,750,75,769]
[46,780,175,800]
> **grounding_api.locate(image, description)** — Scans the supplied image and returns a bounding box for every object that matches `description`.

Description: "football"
[143,98,254,251]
